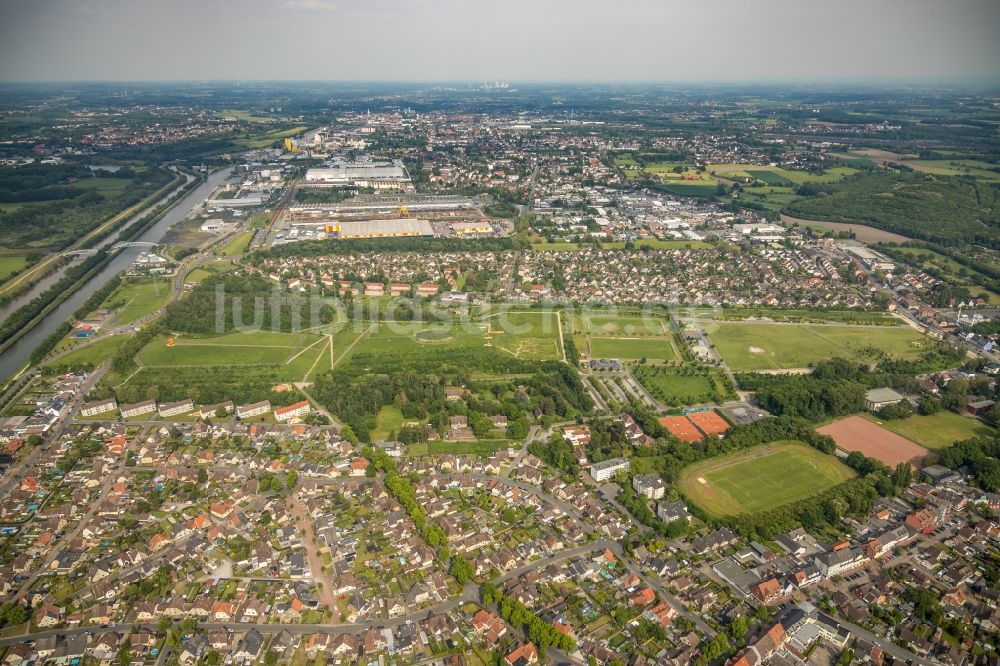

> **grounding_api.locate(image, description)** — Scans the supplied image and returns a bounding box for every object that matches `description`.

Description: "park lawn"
[587,336,676,361]
[678,442,856,517]
[136,331,321,367]
[865,411,994,450]
[708,322,929,371]
[708,163,857,185]
[487,311,562,361]
[48,336,121,369]
[372,406,406,440]
[349,321,488,358]
[0,253,30,281]
[219,231,253,257]
[634,370,730,405]
[103,280,171,325]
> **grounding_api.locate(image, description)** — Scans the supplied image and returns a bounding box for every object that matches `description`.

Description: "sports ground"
[817,415,930,467]
[707,321,929,371]
[572,313,677,362]
[678,441,856,517]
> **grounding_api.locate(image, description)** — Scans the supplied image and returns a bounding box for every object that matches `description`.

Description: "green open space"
[864,411,994,450]
[372,405,406,441]
[633,368,733,406]
[678,442,856,517]
[0,251,33,281]
[218,231,253,257]
[137,331,322,367]
[48,336,122,369]
[708,322,930,371]
[95,279,171,326]
[486,311,562,361]
[587,336,676,361]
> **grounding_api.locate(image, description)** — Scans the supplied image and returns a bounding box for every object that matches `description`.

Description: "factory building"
[305,159,411,190]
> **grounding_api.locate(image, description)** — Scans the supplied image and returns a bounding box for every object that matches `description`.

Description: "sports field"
[817,415,929,467]
[708,322,930,371]
[575,314,676,362]
[588,337,676,361]
[863,411,993,450]
[678,442,856,517]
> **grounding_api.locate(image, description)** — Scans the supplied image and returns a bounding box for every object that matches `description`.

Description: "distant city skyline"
[1,0,999,84]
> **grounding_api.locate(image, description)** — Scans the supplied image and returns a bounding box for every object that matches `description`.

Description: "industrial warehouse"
[326,218,434,239]
[304,159,411,190]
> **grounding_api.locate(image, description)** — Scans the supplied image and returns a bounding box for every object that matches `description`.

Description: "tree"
[449,555,476,585]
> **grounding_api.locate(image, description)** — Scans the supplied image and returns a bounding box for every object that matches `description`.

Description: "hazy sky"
[1,0,998,83]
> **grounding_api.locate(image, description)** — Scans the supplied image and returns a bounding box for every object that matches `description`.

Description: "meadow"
[678,442,856,517]
[0,251,31,281]
[633,368,734,406]
[708,322,929,371]
[97,279,171,326]
[137,331,323,367]
[864,411,993,450]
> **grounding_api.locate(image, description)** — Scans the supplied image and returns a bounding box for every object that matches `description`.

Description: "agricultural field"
[678,442,856,517]
[863,411,993,451]
[707,322,930,371]
[707,163,858,185]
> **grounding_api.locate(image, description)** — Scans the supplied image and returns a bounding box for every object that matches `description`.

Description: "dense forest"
[784,173,1000,247]
[0,164,174,248]
[160,274,334,334]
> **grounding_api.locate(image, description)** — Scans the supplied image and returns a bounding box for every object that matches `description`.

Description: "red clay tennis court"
[817,415,929,468]
[658,415,704,443]
[688,410,730,437]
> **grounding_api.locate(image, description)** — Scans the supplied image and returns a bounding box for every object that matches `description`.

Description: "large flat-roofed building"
[590,457,630,482]
[305,160,410,190]
[332,218,434,239]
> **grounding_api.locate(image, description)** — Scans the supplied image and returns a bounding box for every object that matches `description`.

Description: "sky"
[1,0,998,83]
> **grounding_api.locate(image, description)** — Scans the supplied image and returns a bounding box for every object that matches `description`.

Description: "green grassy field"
[708,322,930,371]
[486,311,562,361]
[581,315,668,335]
[678,442,856,517]
[97,280,170,325]
[865,411,994,450]
[372,405,406,440]
[0,252,30,281]
[587,336,676,361]
[633,369,732,405]
[218,231,253,257]
[49,336,122,369]
[137,331,322,367]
